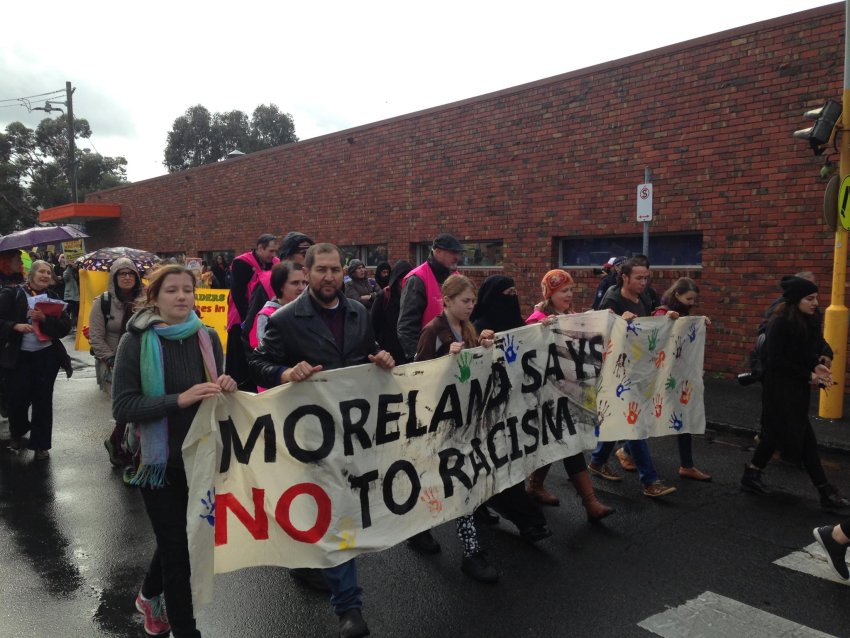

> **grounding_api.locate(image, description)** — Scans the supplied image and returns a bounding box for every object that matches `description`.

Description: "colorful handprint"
[625,401,641,425]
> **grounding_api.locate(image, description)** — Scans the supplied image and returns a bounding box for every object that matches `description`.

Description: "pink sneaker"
[135,591,171,636]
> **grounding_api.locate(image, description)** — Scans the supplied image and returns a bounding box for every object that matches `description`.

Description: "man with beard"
[250,242,394,638]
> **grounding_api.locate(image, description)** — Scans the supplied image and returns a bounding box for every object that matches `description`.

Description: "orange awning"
[39,203,121,223]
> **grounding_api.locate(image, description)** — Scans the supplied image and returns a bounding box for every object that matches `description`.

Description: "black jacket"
[397,256,453,362]
[249,291,380,388]
[0,285,72,371]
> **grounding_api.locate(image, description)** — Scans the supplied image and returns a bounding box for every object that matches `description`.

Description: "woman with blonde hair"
[524,269,614,522]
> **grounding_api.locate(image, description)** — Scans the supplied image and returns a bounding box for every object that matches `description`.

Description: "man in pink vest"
[225,234,279,390]
[398,233,461,559]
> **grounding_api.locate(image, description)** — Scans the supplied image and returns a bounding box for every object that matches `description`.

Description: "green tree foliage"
[0,115,127,234]
[163,103,298,172]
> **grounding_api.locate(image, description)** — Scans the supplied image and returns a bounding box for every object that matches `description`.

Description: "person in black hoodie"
[374,261,391,289]
[370,260,412,364]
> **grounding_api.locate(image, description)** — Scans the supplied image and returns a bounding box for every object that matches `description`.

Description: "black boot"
[817,484,850,514]
[741,464,772,495]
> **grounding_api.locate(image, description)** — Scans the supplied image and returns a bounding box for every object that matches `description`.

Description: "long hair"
[442,274,479,347]
[770,297,819,337]
[138,264,196,310]
[662,277,699,315]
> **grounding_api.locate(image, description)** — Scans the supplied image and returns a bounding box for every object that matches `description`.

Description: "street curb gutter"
[706,419,850,457]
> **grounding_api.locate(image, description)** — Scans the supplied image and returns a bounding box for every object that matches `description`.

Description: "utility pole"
[819,1,850,418]
[66,81,77,203]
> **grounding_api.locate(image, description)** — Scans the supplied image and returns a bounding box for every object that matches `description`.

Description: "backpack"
[746,333,766,383]
[89,292,112,356]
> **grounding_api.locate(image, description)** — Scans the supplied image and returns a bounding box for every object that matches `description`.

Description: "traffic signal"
[793,99,842,155]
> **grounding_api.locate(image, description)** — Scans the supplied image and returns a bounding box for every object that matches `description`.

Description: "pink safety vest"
[226,251,279,331]
[248,303,280,350]
[403,262,458,328]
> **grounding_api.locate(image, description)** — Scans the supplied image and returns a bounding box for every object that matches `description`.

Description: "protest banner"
[182,311,705,605]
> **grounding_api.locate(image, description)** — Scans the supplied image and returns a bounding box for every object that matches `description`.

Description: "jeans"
[321,560,362,615]
[140,468,201,638]
[8,347,60,450]
[591,439,658,485]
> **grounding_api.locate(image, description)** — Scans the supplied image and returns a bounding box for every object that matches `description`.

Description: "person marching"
[112,264,237,637]
[524,270,615,521]
[370,260,413,365]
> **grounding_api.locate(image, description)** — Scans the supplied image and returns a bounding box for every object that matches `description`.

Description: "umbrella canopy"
[0,225,89,252]
[76,247,161,275]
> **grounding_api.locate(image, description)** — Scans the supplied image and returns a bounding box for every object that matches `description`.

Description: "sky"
[0,0,837,184]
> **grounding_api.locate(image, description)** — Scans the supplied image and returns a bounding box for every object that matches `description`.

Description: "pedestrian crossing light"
[793,99,842,155]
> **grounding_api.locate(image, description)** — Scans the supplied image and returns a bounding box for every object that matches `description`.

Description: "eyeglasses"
[117,271,136,278]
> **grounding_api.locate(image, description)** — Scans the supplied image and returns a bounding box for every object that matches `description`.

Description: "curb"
[706,419,850,457]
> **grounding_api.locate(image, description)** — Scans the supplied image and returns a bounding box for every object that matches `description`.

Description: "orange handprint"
[625,401,641,425]
[654,350,666,369]
[420,488,443,515]
[653,393,663,417]
[680,380,692,405]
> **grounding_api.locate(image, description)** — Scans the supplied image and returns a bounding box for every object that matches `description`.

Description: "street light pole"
[66,81,77,204]
[819,0,850,418]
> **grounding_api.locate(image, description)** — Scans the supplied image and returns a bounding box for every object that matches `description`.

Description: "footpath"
[704,376,850,455]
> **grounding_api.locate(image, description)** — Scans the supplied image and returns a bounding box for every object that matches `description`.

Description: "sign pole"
[819,0,850,418]
[642,167,651,256]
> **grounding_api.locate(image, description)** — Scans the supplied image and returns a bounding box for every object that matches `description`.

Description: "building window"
[558,233,702,268]
[339,244,388,267]
[199,250,235,267]
[415,240,504,268]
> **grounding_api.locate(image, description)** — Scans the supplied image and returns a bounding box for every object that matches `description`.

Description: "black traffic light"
[793,99,842,155]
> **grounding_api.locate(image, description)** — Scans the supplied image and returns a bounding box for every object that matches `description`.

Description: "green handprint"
[455,351,472,383]
[665,374,677,391]
[648,328,659,352]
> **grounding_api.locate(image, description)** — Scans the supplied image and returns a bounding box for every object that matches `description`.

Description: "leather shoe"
[473,505,500,526]
[407,530,441,554]
[519,524,553,544]
[461,551,499,583]
[290,567,330,592]
[678,466,712,481]
[338,608,370,638]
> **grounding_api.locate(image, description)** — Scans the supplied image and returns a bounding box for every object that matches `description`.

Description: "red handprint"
[602,339,613,362]
[654,350,666,369]
[625,401,641,425]
[653,393,663,418]
[420,488,443,515]
[679,380,692,405]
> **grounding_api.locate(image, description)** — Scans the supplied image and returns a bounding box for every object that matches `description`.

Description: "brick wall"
[86,3,846,377]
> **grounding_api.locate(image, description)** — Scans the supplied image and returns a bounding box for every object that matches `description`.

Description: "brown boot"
[527,465,560,506]
[570,470,615,522]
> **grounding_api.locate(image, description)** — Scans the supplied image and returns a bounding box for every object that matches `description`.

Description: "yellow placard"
[838,175,850,230]
[76,270,228,352]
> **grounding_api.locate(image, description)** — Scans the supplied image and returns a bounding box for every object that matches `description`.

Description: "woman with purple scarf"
[112,264,237,637]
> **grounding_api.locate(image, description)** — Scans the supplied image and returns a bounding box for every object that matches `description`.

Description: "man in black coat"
[250,242,393,638]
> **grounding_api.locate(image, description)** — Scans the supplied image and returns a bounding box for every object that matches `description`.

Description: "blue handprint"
[688,323,697,343]
[669,412,684,432]
[200,489,215,527]
[626,321,641,337]
[503,334,519,364]
[616,377,632,398]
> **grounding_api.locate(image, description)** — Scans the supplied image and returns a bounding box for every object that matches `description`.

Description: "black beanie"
[780,276,818,304]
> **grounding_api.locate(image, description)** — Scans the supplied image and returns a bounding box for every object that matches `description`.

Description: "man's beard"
[311,284,339,304]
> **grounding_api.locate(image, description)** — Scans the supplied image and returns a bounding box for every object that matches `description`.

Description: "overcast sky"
[0,0,835,183]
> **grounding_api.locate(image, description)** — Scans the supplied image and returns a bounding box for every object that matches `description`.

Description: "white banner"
[183,311,705,605]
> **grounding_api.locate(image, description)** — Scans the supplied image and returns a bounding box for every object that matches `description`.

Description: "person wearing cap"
[396,233,462,554]
[741,276,850,513]
[588,258,678,498]
[344,259,381,309]
[525,269,616,521]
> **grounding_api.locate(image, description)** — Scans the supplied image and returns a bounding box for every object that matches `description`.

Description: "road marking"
[774,542,850,586]
[637,590,837,638]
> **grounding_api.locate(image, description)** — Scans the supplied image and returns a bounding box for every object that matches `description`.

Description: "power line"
[0,89,65,104]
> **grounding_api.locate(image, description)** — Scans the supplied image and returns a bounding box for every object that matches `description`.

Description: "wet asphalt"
[1,338,849,638]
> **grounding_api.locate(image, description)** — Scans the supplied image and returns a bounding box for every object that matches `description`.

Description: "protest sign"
[182,311,705,605]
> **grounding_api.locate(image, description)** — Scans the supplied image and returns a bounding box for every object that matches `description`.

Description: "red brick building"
[79,3,845,376]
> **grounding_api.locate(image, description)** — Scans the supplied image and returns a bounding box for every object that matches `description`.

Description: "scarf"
[132,311,217,488]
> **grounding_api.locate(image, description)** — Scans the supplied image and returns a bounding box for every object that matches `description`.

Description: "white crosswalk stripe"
[637,590,838,638]
[774,542,850,586]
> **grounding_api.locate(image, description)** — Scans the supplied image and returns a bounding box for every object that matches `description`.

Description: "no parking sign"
[637,183,653,221]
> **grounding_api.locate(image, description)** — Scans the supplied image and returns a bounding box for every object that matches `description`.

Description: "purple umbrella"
[0,225,89,251]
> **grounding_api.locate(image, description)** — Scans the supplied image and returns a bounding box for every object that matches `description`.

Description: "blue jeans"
[322,560,362,615]
[591,439,658,486]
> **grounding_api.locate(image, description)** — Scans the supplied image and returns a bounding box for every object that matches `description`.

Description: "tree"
[0,116,127,234]
[163,103,298,172]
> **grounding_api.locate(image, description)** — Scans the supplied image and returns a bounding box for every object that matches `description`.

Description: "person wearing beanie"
[523,269,615,521]
[742,277,850,513]
[278,231,315,265]
[344,259,381,309]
